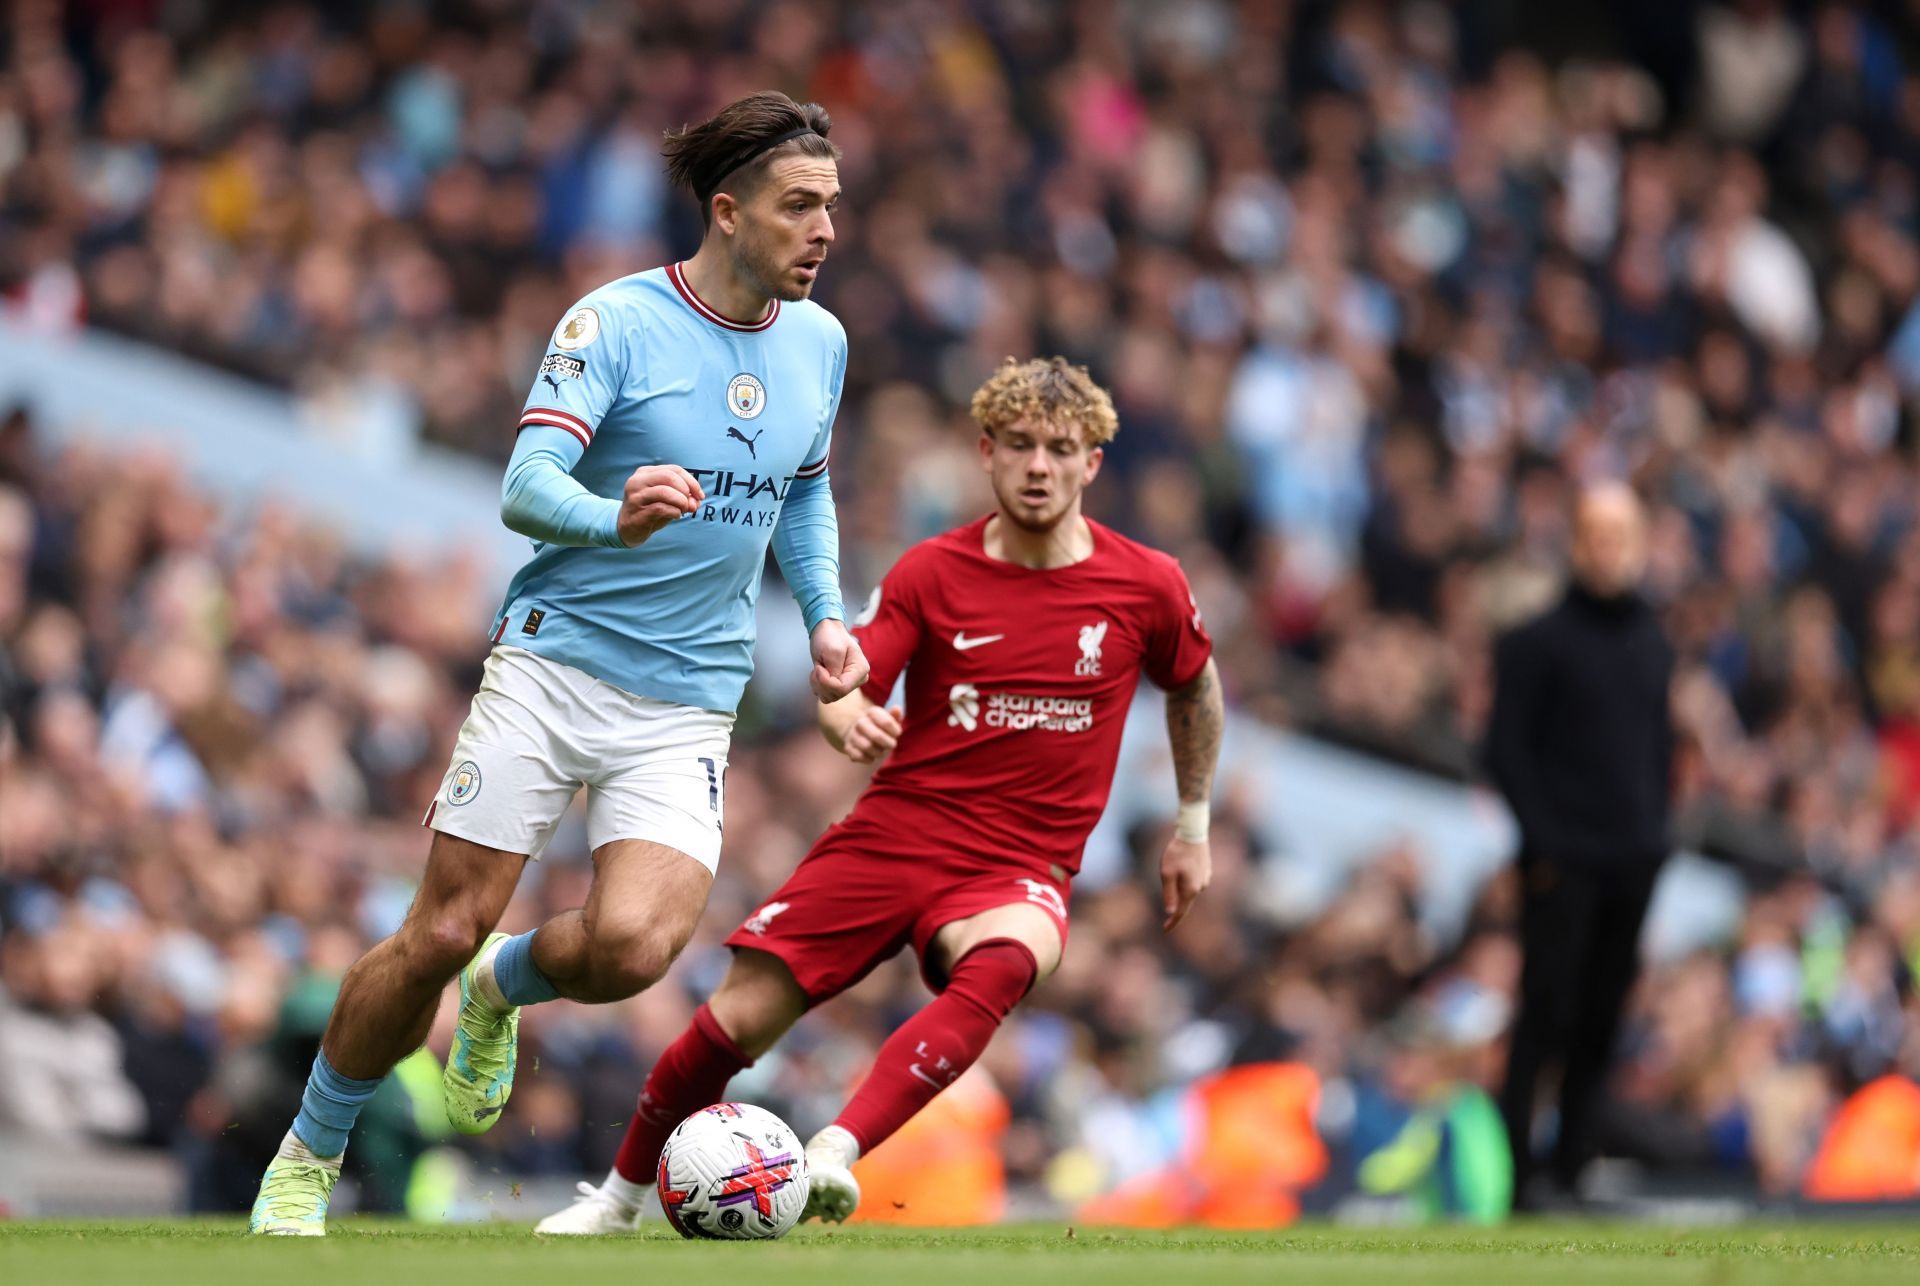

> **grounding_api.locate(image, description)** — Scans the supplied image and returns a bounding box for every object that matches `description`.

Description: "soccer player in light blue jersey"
[251,91,868,1235]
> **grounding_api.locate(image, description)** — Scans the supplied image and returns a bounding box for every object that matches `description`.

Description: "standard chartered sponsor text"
[984,692,1094,733]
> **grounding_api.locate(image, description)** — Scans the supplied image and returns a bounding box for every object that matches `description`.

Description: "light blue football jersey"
[494,262,847,713]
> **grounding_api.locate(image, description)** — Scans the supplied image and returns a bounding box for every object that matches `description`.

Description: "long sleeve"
[1651,640,1677,835]
[849,551,925,696]
[499,423,625,549]
[773,467,843,631]
[1485,626,1566,857]
[773,328,846,633]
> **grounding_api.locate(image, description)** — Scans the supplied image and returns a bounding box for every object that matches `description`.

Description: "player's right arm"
[818,689,904,763]
[499,292,706,548]
[501,432,703,548]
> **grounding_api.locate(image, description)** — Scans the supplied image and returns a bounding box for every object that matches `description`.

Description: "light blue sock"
[493,929,560,1006]
[291,1051,381,1158]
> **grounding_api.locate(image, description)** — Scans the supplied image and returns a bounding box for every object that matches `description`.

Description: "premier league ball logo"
[657,1102,809,1240]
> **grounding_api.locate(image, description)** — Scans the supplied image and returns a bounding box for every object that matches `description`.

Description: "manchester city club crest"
[448,761,482,806]
[726,372,767,419]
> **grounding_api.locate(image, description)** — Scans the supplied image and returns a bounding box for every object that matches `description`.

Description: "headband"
[699,127,822,203]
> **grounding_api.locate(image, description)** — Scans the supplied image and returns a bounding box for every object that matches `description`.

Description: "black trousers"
[1498,855,1659,1198]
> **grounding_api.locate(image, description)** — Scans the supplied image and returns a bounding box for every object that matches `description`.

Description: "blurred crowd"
[6,0,1920,1217]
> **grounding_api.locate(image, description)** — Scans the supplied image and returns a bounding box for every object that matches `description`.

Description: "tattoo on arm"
[1166,659,1224,805]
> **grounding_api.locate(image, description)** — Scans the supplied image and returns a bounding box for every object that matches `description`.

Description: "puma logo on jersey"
[742,901,790,935]
[953,631,1004,652]
[726,425,765,458]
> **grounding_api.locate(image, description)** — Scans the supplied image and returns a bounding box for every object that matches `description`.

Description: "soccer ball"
[656,1102,810,1239]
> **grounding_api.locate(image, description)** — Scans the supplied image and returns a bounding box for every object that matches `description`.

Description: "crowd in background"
[5,0,1920,1216]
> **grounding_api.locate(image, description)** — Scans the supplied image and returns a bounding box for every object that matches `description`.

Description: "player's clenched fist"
[809,619,870,703]
[616,465,706,546]
[840,703,904,765]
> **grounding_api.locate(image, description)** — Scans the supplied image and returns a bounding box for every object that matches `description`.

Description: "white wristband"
[1174,799,1210,843]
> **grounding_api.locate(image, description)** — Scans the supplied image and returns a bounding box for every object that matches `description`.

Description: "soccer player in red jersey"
[538,356,1224,1233]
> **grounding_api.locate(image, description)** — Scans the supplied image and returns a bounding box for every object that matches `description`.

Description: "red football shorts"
[723,817,1072,1001]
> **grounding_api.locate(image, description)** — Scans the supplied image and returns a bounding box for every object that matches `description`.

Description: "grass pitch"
[4,1219,1919,1286]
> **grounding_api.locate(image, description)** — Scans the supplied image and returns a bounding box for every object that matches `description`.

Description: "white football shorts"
[424,647,733,871]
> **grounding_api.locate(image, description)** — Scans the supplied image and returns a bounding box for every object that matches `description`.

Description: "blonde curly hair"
[968,356,1119,447]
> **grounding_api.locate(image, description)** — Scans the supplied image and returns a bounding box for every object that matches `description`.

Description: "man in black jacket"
[1486,482,1674,1207]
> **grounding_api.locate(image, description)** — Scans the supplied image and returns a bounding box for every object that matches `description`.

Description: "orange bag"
[1803,1075,1920,1202]
[849,1067,1011,1225]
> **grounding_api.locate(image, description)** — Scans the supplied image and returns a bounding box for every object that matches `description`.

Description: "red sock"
[612,1003,754,1183]
[833,939,1037,1154]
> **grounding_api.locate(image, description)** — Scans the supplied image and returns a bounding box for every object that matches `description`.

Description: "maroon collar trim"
[666,262,779,332]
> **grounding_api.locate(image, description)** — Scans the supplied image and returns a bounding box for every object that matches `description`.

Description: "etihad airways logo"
[947,683,1093,734]
[686,468,800,528]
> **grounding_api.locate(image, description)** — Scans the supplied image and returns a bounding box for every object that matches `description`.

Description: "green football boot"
[443,931,520,1134]
[249,1130,341,1235]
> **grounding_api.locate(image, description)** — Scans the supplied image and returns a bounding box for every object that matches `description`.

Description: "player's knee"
[588,923,681,999]
[719,1012,786,1062]
[945,938,1039,1022]
[408,910,492,980]
[708,976,802,1059]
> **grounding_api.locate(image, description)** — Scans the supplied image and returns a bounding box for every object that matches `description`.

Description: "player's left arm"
[775,475,867,703]
[1146,558,1221,931]
[774,330,867,702]
[1161,657,1223,931]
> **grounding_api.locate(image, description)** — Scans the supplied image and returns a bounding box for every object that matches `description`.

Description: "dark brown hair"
[662,91,839,227]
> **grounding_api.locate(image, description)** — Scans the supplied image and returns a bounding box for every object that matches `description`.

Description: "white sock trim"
[806,1124,861,1169]
[280,1128,344,1170]
[470,937,511,1012]
[601,1168,648,1213]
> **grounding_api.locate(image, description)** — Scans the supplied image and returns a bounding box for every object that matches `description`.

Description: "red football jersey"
[840,515,1213,877]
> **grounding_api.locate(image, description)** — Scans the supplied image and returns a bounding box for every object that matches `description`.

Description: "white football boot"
[800,1124,862,1224]
[535,1180,644,1235]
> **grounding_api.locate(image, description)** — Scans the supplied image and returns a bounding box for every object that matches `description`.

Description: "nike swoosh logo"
[953,632,1004,652]
[909,1064,946,1090]
[474,1105,504,1121]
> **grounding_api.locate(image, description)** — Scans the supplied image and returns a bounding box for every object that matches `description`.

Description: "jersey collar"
[666,261,780,332]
